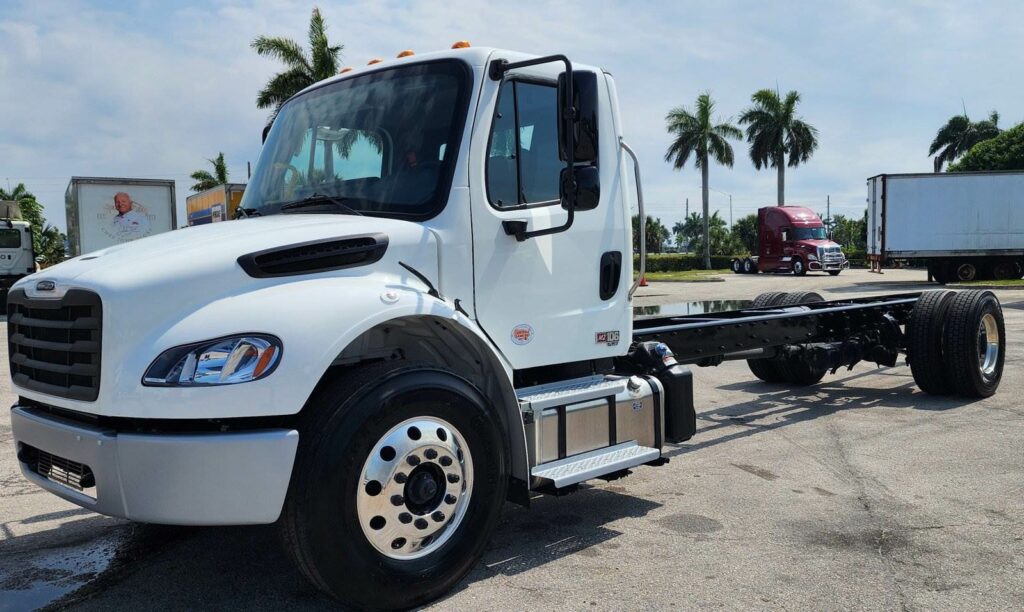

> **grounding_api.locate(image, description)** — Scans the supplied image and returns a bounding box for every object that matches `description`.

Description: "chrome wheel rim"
[356,417,473,560]
[794,261,803,274]
[978,313,1000,379]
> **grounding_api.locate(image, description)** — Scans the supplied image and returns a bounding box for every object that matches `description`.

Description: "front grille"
[7,288,102,401]
[18,443,96,491]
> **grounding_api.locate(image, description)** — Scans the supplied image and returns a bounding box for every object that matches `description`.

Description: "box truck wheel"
[992,261,1017,281]
[944,290,1005,398]
[281,361,508,609]
[775,292,827,385]
[953,262,977,282]
[907,290,956,395]
[743,258,757,274]
[746,292,789,382]
[791,258,806,276]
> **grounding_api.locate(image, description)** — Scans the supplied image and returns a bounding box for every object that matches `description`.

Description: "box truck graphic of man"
[110,191,151,237]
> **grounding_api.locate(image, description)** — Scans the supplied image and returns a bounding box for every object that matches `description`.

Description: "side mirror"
[557,71,599,163]
[561,166,600,211]
[262,122,273,144]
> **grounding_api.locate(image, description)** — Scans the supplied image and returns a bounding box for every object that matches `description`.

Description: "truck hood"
[796,239,842,250]
[22,214,435,293]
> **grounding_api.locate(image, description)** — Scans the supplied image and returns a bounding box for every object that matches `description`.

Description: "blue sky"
[2,0,1022,233]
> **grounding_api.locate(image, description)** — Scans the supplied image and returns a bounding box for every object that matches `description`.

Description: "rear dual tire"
[746,292,827,386]
[908,290,1005,398]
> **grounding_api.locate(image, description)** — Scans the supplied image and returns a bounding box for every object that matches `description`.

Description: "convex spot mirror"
[561,166,600,211]
[557,71,599,164]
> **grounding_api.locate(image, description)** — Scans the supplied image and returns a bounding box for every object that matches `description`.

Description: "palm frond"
[308,7,343,80]
[251,35,311,72]
[255,65,312,110]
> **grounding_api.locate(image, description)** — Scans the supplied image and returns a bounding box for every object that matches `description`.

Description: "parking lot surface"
[1,268,1022,610]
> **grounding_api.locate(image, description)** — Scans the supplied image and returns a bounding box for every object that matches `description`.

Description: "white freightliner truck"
[8,46,1008,609]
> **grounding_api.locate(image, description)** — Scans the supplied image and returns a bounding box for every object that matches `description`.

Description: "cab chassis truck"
[8,47,1006,610]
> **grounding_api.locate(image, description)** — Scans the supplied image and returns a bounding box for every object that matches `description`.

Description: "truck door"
[758,208,780,270]
[469,65,631,370]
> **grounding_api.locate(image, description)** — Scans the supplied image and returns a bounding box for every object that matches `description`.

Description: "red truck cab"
[733,205,849,275]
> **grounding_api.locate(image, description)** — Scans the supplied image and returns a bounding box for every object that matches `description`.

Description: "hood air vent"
[238,234,388,278]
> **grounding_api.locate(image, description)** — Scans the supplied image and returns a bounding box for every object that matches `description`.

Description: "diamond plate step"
[531,441,660,488]
[517,375,627,411]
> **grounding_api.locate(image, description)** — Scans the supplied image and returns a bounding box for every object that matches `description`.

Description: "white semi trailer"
[867,171,1024,282]
[10,46,1008,609]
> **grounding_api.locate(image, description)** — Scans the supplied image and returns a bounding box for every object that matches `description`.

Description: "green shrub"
[634,253,741,271]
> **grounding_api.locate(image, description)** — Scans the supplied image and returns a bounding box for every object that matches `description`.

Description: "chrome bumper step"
[531,441,660,488]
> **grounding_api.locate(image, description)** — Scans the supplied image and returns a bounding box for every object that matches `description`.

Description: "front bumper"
[11,405,299,525]
[809,259,849,271]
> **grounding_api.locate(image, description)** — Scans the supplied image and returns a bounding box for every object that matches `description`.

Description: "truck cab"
[746,205,847,275]
[0,219,36,294]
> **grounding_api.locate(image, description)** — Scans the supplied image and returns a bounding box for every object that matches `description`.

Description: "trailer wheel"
[281,361,508,610]
[943,290,1005,398]
[731,259,743,274]
[992,261,1017,281]
[953,262,977,282]
[792,258,807,276]
[746,292,789,382]
[776,292,827,385]
[907,290,956,395]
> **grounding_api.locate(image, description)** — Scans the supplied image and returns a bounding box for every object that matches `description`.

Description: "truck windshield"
[791,227,827,240]
[242,60,470,219]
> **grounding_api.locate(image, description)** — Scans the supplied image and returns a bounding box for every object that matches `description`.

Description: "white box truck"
[10,46,1008,609]
[65,177,177,256]
[0,201,36,293]
[867,171,1024,282]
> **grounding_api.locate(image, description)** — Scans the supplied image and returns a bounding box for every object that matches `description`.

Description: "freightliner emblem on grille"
[35,280,56,291]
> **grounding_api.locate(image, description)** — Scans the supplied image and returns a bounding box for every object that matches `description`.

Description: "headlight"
[143,335,282,386]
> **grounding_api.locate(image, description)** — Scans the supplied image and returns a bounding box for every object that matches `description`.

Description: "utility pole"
[729,194,733,230]
[685,197,688,219]
[826,194,831,227]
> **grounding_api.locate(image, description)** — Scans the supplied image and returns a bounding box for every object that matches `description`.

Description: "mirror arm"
[490,55,577,242]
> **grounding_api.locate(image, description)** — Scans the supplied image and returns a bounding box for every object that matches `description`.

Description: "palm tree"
[664,93,741,269]
[738,89,819,205]
[929,110,1001,171]
[252,7,343,124]
[190,152,229,192]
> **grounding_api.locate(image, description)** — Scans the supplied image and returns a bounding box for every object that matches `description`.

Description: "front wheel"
[792,258,806,276]
[281,362,509,610]
[827,270,841,276]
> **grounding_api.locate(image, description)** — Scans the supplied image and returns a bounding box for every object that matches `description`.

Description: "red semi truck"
[731,205,849,275]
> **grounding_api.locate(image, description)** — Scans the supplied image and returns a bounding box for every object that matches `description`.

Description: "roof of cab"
[763,205,823,226]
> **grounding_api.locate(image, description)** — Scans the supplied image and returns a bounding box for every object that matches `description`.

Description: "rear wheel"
[281,361,508,610]
[747,292,789,382]
[775,292,827,385]
[944,290,1005,398]
[743,258,756,274]
[907,290,956,395]
[953,262,977,282]
[992,260,1017,281]
[731,259,743,274]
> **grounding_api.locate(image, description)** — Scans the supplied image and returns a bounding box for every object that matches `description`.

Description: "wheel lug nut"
[394,472,408,484]
[446,473,460,484]
[414,518,428,530]
[424,449,437,460]
[440,456,453,467]
[407,455,421,466]
[445,494,457,505]
[390,495,404,506]
[432,511,445,522]
[398,512,412,524]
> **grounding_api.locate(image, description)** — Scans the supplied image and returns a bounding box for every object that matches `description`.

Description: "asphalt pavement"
[1,268,1022,610]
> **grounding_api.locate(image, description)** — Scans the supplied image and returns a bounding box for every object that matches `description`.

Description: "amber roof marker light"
[367,58,383,65]
[397,50,415,58]
[451,40,471,49]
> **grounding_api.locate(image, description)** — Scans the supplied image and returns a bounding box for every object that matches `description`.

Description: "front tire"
[281,361,509,610]
[792,258,806,276]
[827,270,841,276]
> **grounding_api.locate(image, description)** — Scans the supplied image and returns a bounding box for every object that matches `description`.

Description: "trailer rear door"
[867,175,884,257]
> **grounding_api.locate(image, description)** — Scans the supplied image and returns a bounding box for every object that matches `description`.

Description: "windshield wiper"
[234,206,262,219]
[280,193,364,216]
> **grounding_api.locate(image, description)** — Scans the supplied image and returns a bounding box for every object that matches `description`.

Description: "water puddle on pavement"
[0,532,123,612]
[634,300,751,317]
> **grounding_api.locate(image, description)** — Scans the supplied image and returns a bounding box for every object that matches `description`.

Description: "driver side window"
[486,81,561,209]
